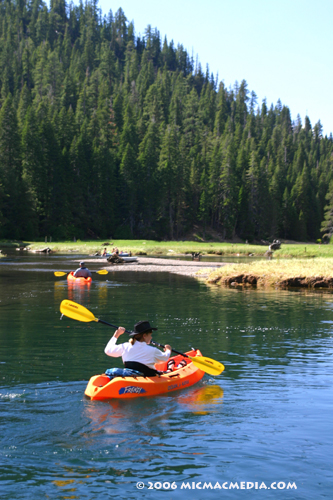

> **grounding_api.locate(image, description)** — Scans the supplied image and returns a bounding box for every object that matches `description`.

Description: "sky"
[78,0,333,136]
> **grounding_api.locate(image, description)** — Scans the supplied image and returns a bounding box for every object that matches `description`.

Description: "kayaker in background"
[105,321,172,376]
[73,261,92,279]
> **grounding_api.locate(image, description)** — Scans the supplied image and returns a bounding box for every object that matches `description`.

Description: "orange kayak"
[84,350,205,400]
[67,271,92,283]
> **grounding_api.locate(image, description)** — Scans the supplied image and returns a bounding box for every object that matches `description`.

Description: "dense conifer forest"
[0,0,332,242]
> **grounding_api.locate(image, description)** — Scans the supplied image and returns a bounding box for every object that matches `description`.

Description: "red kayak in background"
[67,271,92,283]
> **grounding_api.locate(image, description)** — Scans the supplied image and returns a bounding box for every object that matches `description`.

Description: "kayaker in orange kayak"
[104,321,172,376]
[73,261,92,279]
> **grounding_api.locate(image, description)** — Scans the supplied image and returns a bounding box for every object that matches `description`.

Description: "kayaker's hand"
[164,344,172,352]
[114,327,126,338]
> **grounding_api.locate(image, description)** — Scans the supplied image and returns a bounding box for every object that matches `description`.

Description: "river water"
[0,252,332,499]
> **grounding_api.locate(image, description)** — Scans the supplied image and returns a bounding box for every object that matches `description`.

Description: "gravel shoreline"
[75,256,333,289]
[82,256,232,278]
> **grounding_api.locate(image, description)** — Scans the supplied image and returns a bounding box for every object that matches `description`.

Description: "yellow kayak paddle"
[59,300,225,376]
[60,299,122,328]
[54,270,108,277]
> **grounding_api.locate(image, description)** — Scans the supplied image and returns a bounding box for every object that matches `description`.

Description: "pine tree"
[213,81,228,137]
[219,139,238,238]
[321,180,333,240]
[158,124,180,238]
[117,99,139,235]
[137,118,161,235]
[0,94,27,237]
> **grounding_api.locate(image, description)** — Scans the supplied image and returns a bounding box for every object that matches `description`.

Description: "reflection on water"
[83,383,224,432]
[0,254,332,499]
[178,384,223,406]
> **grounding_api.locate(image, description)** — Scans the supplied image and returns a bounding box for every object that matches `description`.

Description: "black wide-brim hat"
[129,321,157,337]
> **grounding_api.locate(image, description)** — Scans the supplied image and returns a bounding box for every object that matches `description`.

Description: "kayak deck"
[84,350,205,400]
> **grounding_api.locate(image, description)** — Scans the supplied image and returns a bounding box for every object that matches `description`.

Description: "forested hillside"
[0,0,332,242]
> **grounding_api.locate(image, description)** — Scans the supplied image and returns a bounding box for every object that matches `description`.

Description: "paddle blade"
[190,355,225,376]
[95,269,108,275]
[60,300,97,323]
[54,271,67,277]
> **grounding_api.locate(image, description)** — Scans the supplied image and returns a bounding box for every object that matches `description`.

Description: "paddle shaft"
[98,318,131,333]
[54,270,108,276]
[59,300,224,375]
[97,324,173,348]
[151,340,224,375]
[151,340,192,358]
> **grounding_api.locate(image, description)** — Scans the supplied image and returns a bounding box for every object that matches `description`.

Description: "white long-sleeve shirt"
[104,336,171,369]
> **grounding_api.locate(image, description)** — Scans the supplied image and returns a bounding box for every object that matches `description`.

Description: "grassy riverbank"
[2,239,333,288]
[204,257,333,289]
[1,239,333,258]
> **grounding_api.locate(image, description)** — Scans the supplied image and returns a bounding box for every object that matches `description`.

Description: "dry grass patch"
[205,258,333,288]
